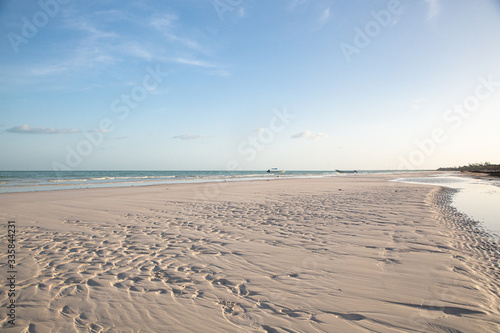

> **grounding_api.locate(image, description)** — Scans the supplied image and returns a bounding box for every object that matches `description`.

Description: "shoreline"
[394,171,500,240]
[428,186,500,293]
[465,170,500,180]
[1,176,499,331]
[0,170,433,194]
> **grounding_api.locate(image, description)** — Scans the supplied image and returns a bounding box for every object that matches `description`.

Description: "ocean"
[0,170,347,193]
[0,170,416,194]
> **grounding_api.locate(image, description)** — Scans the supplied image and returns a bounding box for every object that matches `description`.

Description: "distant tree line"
[437,162,500,172]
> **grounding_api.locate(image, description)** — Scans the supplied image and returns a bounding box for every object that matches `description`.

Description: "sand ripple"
[0,178,499,332]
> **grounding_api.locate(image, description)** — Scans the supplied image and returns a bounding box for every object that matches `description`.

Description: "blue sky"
[1,0,499,171]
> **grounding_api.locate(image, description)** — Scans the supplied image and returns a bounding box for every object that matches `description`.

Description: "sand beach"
[3,1,500,331]
[1,174,499,332]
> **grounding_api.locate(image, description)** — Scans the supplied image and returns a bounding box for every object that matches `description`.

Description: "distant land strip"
[437,162,500,177]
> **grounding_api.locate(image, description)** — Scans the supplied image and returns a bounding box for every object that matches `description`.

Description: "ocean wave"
[136,176,176,179]
[49,179,88,182]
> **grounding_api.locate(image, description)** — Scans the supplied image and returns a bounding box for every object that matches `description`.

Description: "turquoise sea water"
[0,170,411,194]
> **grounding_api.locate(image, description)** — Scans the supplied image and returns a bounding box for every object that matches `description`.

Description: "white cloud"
[71,19,118,40]
[5,124,108,135]
[64,19,120,67]
[150,14,205,53]
[291,130,311,139]
[169,57,216,68]
[287,0,308,11]
[291,130,328,140]
[62,12,206,71]
[6,124,81,134]
[124,42,154,61]
[31,65,69,76]
[149,13,178,32]
[412,97,428,110]
[172,134,208,140]
[317,7,331,28]
[207,69,231,77]
[424,0,440,20]
[237,7,246,18]
[16,7,220,86]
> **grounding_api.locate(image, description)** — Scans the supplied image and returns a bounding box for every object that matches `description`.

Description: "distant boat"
[267,168,285,173]
[336,169,358,174]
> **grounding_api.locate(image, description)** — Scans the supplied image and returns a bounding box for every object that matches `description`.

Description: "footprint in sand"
[217,299,245,315]
[234,282,250,296]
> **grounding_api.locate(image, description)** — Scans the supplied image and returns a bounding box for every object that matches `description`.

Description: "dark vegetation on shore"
[437,162,500,177]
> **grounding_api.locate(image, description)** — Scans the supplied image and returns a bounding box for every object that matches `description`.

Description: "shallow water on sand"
[395,175,500,240]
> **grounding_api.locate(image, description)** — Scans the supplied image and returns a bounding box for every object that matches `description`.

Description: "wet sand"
[1,175,499,332]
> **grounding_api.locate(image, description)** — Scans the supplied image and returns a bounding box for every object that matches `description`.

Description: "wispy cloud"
[122,41,154,61]
[172,134,208,140]
[6,124,81,134]
[62,18,120,68]
[0,5,226,96]
[71,19,118,40]
[317,7,331,28]
[60,13,159,70]
[149,13,177,33]
[149,14,205,53]
[31,65,69,76]
[207,69,231,77]
[424,0,440,20]
[11,6,221,89]
[237,7,246,18]
[412,97,428,110]
[169,57,216,68]
[6,124,107,134]
[18,16,121,80]
[287,0,308,11]
[291,130,328,140]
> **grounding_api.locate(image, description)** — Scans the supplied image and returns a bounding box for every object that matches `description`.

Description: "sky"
[1,0,499,171]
